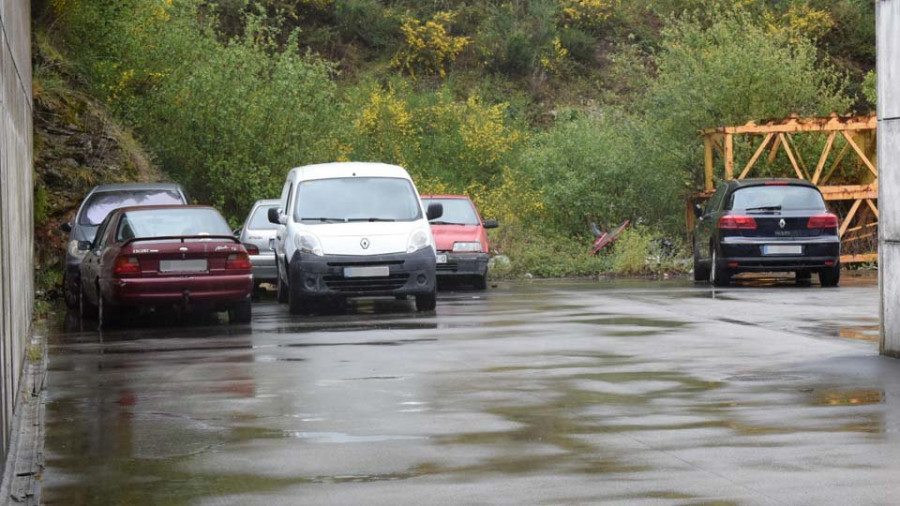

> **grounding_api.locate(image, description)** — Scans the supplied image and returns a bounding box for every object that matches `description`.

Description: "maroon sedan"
[77,205,253,325]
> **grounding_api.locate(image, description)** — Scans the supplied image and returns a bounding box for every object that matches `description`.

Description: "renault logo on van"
[779,219,786,229]
[360,238,370,250]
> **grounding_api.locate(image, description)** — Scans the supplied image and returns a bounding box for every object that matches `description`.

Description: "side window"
[284,183,294,219]
[116,215,135,242]
[93,215,112,249]
[705,184,727,215]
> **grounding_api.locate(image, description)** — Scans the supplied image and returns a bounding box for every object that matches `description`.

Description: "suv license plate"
[763,245,802,255]
[344,266,390,278]
[436,254,448,264]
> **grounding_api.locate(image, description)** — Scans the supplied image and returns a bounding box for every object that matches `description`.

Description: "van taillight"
[226,253,252,270]
[807,214,839,229]
[718,215,757,230]
[113,256,141,276]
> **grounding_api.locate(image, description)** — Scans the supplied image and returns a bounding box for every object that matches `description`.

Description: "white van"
[268,162,444,313]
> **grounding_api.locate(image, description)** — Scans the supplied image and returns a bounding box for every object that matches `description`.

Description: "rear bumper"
[436,252,489,278]
[719,237,840,271]
[105,274,252,306]
[250,253,277,282]
[288,248,436,298]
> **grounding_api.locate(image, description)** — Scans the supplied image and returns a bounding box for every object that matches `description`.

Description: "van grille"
[323,274,409,293]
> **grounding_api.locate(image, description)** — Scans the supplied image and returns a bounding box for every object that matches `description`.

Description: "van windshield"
[293,177,422,223]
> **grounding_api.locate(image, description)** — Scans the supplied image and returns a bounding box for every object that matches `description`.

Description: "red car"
[77,205,253,325]
[420,195,498,290]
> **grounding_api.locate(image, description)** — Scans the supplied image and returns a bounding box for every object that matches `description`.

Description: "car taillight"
[765,181,788,185]
[807,214,839,229]
[243,243,260,255]
[718,215,757,230]
[113,256,141,276]
[226,253,252,270]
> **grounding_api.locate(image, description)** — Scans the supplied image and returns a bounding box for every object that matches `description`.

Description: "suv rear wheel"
[693,241,710,282]
[710,249,731,287]
[819,265,840,288]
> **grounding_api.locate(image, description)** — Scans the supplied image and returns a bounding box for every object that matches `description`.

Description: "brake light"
[113,256,141,276]
[243,243,260,255]
[718,215,757,230]
[765,181,788,186]
[226,253,252,270]
[807,214,839,229]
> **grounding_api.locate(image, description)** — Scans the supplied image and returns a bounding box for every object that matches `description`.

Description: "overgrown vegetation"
[34,0,875,278]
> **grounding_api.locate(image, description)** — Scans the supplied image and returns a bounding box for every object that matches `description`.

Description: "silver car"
[237,199,280,289]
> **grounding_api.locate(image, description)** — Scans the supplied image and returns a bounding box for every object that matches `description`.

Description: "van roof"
[288,162,411,182]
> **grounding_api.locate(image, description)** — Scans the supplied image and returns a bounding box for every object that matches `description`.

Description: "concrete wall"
[880,0,900,356]
[0,1,33,459]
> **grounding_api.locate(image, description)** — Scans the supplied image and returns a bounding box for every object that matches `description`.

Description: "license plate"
[762,245,802,255]
[160,259,208,273]
[436,254,448,264]
[344,266,390,278]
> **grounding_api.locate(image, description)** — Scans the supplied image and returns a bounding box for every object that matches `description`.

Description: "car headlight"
[295,233,323,256]
[407,229,431,253]
[67,240,89,259]
[452,241,483,253]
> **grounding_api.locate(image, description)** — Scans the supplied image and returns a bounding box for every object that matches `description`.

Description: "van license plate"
[344,266,390,278]
[436,254,448,264]
[763,245,802,255]
[160,259,208,273]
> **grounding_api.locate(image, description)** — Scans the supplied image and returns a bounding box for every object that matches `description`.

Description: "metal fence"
[0,1,33,461]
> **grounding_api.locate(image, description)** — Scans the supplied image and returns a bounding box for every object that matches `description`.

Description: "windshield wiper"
[430,220,466,225]
[745,205,782,212]
[299,217,344,222]
[347,218,396,222]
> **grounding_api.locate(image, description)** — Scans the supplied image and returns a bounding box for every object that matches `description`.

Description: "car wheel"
[288,273,306,315]
[63,272,79,310]
[796,270,812,286]
[276,261,289,303]
[415,290,437,312]
[79,281,97,319]
[692,241,710,282]
[98,291,118,328]
[710,248,731,287]
[819,264,841,288]
[474,274,488,291]
[229,298,252,324]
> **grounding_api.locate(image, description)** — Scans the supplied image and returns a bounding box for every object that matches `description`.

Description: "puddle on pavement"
[811,390,884,406]
[576,316,687,329]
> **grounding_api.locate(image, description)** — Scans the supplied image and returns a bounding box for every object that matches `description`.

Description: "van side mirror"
[60,222,73,233]
[483,219,499,229]
[77,240,92,251]
[693,203,704,219]
[268,207,281,225]
[426,203,443,221]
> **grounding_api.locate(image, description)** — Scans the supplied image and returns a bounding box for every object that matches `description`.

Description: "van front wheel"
[415,291,437,312]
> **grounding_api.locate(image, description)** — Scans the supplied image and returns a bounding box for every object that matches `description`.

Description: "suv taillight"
[243,243,260,255]
[226,253,252,270]
[113,256,141,276]
[718,215,757,230]
[807,214,839,229]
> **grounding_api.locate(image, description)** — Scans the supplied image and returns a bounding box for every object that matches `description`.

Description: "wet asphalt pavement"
[41,276,900,505]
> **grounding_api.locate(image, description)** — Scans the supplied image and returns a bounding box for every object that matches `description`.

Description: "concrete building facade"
[880,0,900,356]
[0,1,34,460]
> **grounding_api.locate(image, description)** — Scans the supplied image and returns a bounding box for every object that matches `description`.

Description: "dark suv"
[61,183,189,308]
[692,179,840,287]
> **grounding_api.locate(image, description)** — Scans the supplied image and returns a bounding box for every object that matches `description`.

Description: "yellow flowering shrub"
[539,37,569,76]
[765,4,834,43]
[560,0,614,30]
[391,12,469,79]
[354,85,416,165]
[467,167,545,227]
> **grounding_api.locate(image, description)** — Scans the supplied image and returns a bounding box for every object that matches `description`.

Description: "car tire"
[98,292,118,328]
[710,248,731,287]
[229,298,252,324]
[276,261,289,304]
[693,241,710,282]
[63,272,79,310]
[474,275,488,291]
[819,264,841,288]
[415,290,437,312]
[796,270,812,286]
[79,281,97,319]
[288,276,306,315]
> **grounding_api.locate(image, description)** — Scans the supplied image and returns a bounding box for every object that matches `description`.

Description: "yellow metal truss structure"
[690,114,878,264]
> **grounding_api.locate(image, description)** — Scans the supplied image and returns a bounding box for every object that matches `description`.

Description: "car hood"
[430,225,483,251]
[306,221,430,256]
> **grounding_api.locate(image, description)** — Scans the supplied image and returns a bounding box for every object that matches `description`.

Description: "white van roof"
[289,162,411,182]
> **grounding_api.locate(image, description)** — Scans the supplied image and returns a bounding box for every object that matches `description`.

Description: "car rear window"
[423,198,480,225]
[248,204,279,230]
[729,185,826,211]
[116,209,231,241]
[79,189,185,226]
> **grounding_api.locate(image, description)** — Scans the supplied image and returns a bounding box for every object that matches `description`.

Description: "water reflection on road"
[43,277,900,505]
